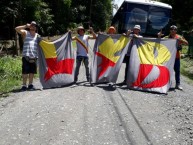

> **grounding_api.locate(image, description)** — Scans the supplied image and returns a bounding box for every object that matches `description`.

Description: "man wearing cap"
[158,25,188,90]
[15,21,40,91]
[72,26,96,83]
[120,25,143,85]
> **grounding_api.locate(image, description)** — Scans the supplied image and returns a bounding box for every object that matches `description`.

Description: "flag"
[91,34,131,83]
[127,38,177,93]
[38,32,75,88]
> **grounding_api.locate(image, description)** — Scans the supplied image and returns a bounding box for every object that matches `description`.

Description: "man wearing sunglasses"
[15,21,40,91]
[158,25,188,90]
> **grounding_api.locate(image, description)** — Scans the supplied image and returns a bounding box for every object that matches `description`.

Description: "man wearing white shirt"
[72,26,96,83]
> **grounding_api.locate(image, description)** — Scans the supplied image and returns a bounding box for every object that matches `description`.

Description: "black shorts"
[22,57,37,74]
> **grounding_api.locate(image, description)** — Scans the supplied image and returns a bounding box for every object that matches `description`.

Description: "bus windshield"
[112,2,172,37]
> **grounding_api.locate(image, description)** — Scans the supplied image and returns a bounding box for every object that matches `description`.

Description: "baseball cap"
[77,26,85,30]
[170,25,177,30]
[31,21,37,26]
[133,25,141,30]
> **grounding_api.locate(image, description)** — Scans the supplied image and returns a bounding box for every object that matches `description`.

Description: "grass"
[181,57,193,84]
[180,46,193,84]
[0,56,22,97]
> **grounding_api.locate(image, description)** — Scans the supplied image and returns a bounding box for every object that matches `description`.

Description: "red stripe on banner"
[132,64,170,88]
[44,58,74,81]
[96,52,116,78]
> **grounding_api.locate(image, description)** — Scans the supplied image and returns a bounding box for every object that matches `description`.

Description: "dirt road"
[0,40,193,145]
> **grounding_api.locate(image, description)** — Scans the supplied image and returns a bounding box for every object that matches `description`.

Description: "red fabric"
[96,52,115,78]
[132,64,170,88]
[44,58,74,81]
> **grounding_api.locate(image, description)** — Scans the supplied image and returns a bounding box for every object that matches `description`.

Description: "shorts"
[22,57,37,74]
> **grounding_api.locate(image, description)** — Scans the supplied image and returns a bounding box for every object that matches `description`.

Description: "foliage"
[181,57,193,83]
[0,56,22,96]
[34,2,54,36]
[91,0,112,31]
[0,0,113,40]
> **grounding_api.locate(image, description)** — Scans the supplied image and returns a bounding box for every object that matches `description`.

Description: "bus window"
[147,6,171,35]
[124,10,148,33]
[121,3,149,33]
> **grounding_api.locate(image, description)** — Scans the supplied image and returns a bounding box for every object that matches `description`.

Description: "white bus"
[112,0,172,36]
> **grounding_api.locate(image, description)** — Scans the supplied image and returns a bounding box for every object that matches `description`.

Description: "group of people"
[15,21,188,91]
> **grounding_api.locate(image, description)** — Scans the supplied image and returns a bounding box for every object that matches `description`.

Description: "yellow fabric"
[137,41,171,65]
[39,40,57,58]
[99,36,130,63]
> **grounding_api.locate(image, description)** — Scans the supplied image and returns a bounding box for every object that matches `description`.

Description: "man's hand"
[89,27,94,33]
[127,29,132,36]
[157,30,164,38]
[26,23,31,28]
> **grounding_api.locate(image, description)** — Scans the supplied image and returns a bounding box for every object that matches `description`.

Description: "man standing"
[15,21,40,91]
[121,25,143,85]
[158,25,188,90]
[72,26,96,83]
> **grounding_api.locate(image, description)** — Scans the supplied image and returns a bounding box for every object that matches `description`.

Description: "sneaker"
[28,84,35,90]
[20,86,27,91]
[175,84,183,90]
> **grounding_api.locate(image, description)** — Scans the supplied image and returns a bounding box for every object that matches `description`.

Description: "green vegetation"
[0,56,22,97]
[180,46,193,84]
[181,57,193,84]
[0,0,112,38]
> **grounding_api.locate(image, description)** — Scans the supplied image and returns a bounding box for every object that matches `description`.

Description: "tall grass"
[180,46,193,83]
[0,56,22,96]
[181,57,193,83]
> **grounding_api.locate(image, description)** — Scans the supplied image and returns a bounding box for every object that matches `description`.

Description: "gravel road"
[0,40,193,145]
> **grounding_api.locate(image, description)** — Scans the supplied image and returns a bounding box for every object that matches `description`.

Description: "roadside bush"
[0,56,22,96]
[181,57,193,82]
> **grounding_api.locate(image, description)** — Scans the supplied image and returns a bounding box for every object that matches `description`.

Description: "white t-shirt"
[76,35,89,57]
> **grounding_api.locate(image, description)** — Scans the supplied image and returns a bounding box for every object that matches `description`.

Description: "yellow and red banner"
[91,34,131,83]
[38,32,75,89]
[127,38,177,93]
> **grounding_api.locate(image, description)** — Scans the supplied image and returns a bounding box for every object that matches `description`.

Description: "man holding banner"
[120,25,143,85]
[158,25,188,90]
[72,26,96,83]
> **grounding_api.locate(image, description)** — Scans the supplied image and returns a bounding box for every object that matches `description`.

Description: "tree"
[70,0,112,31]
[44,0,72,35]
[0,1,19,39]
